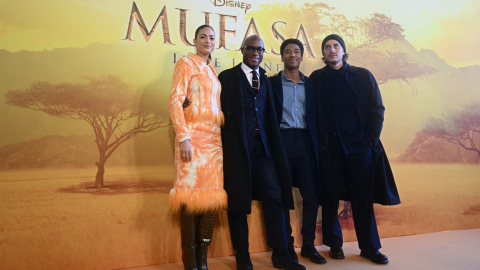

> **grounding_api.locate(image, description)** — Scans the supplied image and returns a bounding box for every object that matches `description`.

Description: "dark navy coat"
[310,65,401,206]
[219,64,294,214]
[270,73,320,189]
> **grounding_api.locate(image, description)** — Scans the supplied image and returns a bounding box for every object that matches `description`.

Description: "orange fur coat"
[168,53,227,213]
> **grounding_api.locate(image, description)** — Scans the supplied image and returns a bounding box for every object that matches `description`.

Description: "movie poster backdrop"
[1,0,479,269]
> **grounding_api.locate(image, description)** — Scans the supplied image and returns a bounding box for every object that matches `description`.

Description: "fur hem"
[168,188,228,213]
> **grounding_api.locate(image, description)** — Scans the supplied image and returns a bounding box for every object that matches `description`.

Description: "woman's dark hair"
[280,39,304,57]
[194,25,215,60]
[194,25,214,39]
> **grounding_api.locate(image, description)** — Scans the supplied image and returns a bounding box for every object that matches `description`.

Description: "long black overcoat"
[218,64,294,214]
[310,65,401,206]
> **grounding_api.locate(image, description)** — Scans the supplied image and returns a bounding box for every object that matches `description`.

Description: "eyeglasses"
[243,46,266,54]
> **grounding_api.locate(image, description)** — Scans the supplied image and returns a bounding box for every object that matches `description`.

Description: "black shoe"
[271,248,306,270]
[235,251,253,270]
[300,245,327,264]
[329,247,345,259]
[287,244,298,263]
[360,250,389,264]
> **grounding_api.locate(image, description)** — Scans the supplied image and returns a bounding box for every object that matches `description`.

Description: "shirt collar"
[241,62,260,76]
[325,63,348,76]
[186,53,214,73]
[281,70,305,84]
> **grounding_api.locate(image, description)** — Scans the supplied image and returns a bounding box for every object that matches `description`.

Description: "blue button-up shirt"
[280,70,307,129]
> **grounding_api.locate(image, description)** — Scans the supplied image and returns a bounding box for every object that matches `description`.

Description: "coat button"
[228,134,231,138]
[226,112,231,115]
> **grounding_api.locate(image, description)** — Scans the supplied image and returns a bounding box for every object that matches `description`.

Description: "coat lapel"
[239,69,254,94]
[345,65,359,98]
[270,73,283,125]
[232,64,249,155]
[271,73,283,107]
[305,77,316,125]
[318,70,330,107]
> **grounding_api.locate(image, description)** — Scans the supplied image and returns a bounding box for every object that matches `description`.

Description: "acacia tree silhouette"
[5,76,170,188]
[322,10,438,85]
[423,101,480,157]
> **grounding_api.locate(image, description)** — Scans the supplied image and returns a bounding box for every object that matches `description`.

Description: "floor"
[123,229,480,270]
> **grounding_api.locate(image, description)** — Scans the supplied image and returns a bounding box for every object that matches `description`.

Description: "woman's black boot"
[181,207,198,270]
[195,213,216,270]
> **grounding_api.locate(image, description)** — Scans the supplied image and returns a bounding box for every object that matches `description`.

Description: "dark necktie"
[250,70,260,136]
[251,70,259,93]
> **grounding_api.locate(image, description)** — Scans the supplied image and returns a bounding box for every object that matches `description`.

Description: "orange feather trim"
[168,188,228,214]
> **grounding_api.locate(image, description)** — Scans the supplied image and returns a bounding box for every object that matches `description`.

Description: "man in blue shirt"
[270,39,326,264]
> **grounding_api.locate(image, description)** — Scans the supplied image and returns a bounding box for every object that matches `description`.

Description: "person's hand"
[268,73,278,78]
[183,98,191,109]
[179,139,193,162]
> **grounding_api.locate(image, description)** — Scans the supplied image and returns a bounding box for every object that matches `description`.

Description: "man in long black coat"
[309,34,401,265]
[218,35,305,270]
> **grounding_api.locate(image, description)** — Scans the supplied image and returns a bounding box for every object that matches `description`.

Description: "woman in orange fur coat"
[168,25,227,270]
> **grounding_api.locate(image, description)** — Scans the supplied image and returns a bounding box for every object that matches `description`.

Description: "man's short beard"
[328,58,341,65]
[321,53,349,65]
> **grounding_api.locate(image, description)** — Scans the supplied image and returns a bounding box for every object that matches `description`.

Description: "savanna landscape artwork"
[1,0,480,269]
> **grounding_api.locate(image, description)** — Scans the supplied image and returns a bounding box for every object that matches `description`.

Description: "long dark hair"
[194,25,214,60]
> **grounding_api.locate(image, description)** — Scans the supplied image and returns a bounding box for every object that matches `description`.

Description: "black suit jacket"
[219,64,294,214]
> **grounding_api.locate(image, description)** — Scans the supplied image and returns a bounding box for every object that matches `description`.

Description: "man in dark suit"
[309,34,401,264]
[218,35,305,270]
[269,39,326,265]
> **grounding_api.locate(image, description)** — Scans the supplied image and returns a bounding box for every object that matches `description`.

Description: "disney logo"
[210,0,252,14]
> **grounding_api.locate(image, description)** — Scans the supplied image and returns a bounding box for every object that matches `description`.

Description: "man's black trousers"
[227,137,288,251]
[281,129,320,247]
[321,146,382,252]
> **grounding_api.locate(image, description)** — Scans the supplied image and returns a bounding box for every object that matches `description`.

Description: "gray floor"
[124,229,480,270]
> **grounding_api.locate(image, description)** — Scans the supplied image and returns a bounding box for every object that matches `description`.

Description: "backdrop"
[1,0,480,269]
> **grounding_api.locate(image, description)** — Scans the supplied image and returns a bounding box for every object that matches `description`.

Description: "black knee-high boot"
[181,207,198,270]
[195,213,216,270]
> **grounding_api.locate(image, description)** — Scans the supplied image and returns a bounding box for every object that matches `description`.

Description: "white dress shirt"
[240,62,260,87]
